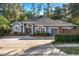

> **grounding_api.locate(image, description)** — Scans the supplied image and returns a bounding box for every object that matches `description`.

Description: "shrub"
[55,34,79,43]
[31,32,50,36]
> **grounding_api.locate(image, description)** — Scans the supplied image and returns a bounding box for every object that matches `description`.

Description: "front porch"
[21,22,34,35]
[21,23,50,36]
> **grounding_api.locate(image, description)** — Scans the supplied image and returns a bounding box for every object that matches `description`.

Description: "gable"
[11,21,22,26]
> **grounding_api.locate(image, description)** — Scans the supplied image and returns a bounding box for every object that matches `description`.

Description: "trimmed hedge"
[55,34,79,43]
[31,32,50,36]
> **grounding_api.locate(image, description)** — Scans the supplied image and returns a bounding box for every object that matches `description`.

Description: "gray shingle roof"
[20,18,76,26]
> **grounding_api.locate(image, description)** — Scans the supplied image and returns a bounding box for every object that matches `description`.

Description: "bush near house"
[55,34,79,43]
[31,32,50,36]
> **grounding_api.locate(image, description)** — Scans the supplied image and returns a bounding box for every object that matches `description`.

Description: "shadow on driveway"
[18,43,67,56]
[0,43,67,56]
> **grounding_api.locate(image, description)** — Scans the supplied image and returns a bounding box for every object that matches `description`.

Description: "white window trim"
[13,25,21,32]
[35,25,46,33]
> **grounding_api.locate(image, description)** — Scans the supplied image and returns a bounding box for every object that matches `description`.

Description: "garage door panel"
[51,29,57,35]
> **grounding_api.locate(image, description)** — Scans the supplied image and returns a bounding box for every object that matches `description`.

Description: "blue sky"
[23,3,64,11]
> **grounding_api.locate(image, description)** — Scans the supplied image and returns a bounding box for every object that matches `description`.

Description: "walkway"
[54,44,79,47]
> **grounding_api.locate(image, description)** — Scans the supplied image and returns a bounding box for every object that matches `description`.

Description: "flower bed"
[31,32,50,36]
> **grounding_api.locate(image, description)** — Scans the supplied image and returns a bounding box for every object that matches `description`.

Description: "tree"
[43,3,53,18]
[69,3,79,17]
[24,10,33,19]
[51,7,63,19]
[46,3,52,17]
[43,6,47,17]
[0,3,23,22]
[31,3,37,18]
[69,3,79,24]
[36,3,43,17]
[62,3,71,22]
[0,16,10,36]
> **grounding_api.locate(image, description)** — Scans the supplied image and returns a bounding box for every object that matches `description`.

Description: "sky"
[23,3,64,11]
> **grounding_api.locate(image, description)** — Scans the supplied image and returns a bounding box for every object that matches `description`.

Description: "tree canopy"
[0,3,79,24]
[0,16,10,29]
[69,3,79,24]
[0,16,10,36]
[0,3,24,22]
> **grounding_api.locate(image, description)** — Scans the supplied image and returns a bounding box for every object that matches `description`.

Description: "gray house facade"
[11,18,76,35]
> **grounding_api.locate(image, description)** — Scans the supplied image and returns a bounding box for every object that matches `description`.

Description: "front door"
[26,28,31,34]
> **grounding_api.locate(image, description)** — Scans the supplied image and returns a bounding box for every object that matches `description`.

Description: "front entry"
[24,24,32,35]
[25,27,32,34]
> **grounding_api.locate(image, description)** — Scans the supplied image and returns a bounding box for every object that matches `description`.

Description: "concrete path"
[54,44,79,47]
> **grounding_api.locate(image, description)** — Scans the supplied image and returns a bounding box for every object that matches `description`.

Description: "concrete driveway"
[0,36,66,56]
[0,36,53,55]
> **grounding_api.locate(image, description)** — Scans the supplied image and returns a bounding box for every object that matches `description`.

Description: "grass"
[58,47,79,54]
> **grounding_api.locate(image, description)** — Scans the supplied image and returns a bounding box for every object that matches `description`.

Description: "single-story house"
[11,18,76,35]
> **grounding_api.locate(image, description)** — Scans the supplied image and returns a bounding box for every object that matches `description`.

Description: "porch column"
[23,23,25,33]
[49,27,51,35]
[31,25,33,34]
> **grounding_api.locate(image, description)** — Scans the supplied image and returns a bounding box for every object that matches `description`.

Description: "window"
[16,26,19,30]
[36,26,46,32]
[15,25,20,31]
[42,28,45,32]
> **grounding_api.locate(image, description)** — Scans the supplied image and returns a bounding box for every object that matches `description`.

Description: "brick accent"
[58,26,63,34]
[59,29,79,34]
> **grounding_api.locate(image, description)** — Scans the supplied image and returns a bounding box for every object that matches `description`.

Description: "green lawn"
[58,47,79,54]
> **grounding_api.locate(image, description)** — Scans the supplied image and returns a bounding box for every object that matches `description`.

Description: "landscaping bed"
[58,47,79,54]
[31,32,50,36]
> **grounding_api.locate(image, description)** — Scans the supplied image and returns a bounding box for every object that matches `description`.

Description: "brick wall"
[60,29,79,34]
[58,27,79,34]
